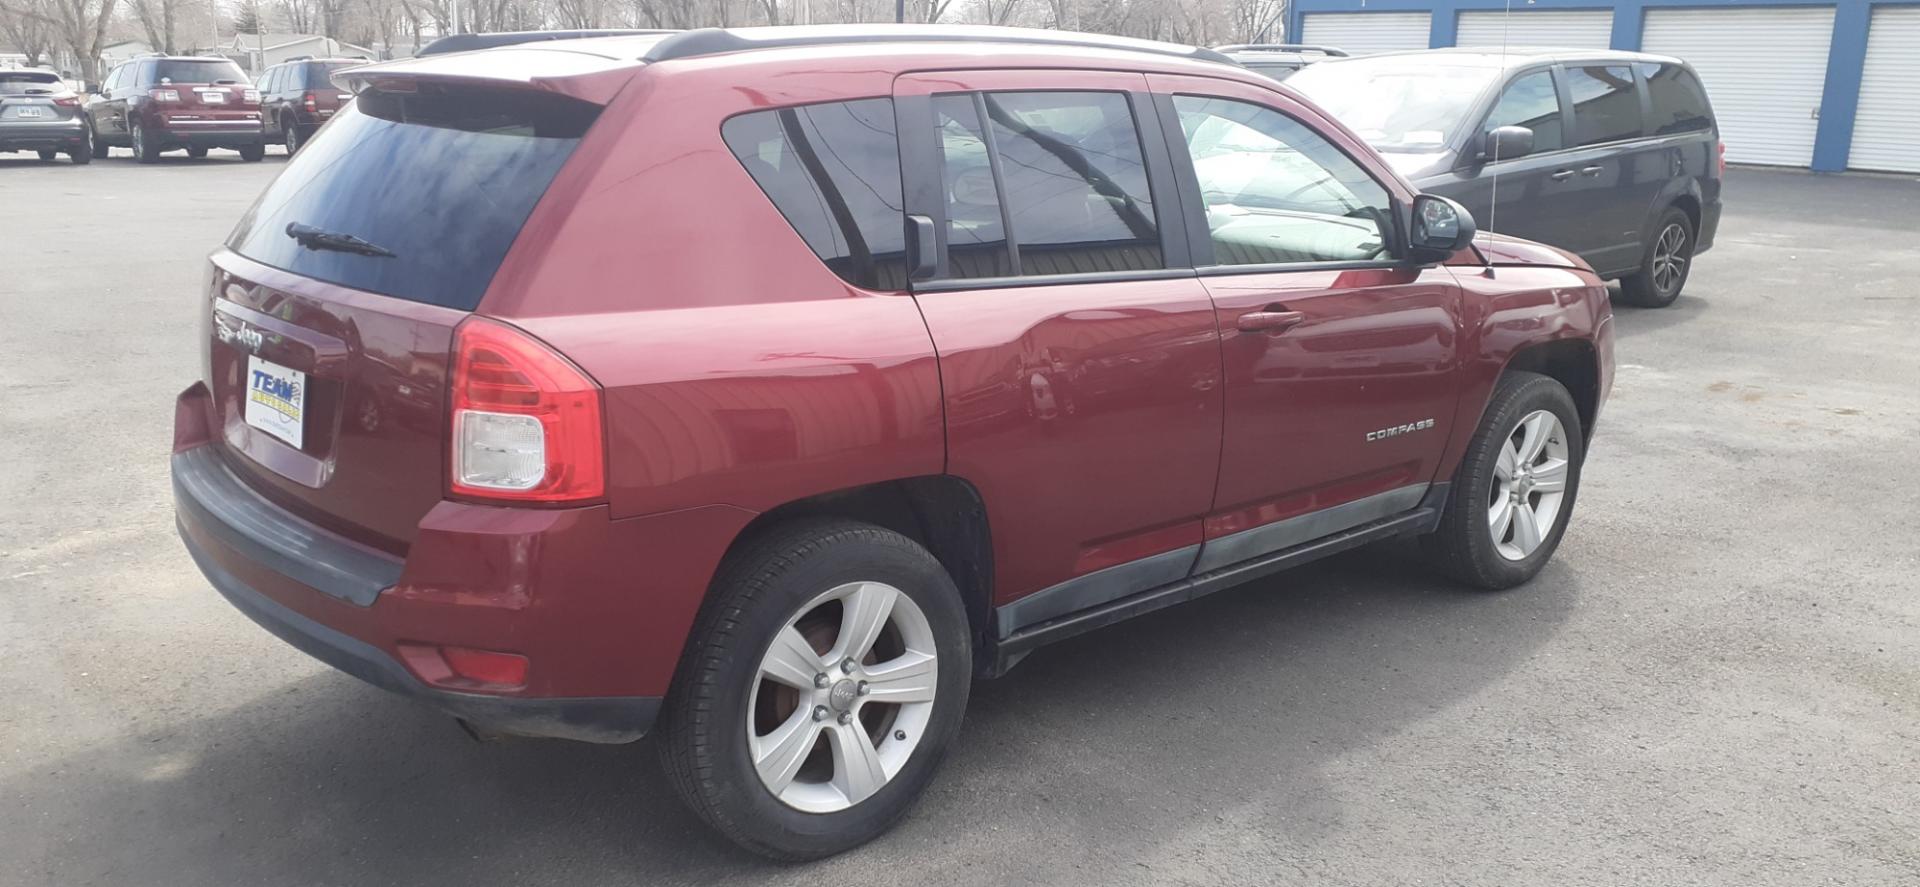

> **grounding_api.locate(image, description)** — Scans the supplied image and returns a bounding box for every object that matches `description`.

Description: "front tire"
[659,519,971,860]
[1619,207,1694,308]
[90,130,109,159]
[238,143,265,162]
[70,129,93,164]
[37,148,57,161]
[186,147,208,159]
[1423,371,1585,589]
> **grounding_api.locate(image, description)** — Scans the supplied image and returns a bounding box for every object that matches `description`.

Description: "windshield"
[1287,57,1502,153]
[152,59,248,85]
[0,71,64,94]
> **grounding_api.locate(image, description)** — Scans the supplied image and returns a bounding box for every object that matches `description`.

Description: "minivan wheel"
[659,518,971,860]
[239,143,266,162]
[1619,207,1694,308]
[1422,371,1584,589]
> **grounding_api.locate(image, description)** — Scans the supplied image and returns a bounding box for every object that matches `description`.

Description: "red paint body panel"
[174,38,1613,720]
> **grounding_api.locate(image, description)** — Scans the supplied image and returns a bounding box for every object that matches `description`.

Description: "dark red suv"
[86,55,266,161]
[172,26,1613,859]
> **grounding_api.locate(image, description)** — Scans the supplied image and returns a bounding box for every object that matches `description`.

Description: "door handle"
[1580,165,1604,176]
[1236,309,1306,334]
[1549,169,1575,181]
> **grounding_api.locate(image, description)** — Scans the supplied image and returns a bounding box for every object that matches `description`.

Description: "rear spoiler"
[339,46,645,105]
[419,29,676,56]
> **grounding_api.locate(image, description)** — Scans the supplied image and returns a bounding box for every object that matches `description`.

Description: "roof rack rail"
[419,29,677,56]
[641,25,1236,65]
[1213,43,1349,57]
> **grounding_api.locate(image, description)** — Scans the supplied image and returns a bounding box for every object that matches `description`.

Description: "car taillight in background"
[303,92,317,112]
[52,95,78,107]
[150,88,179,102]
[1717,142,1727,176]
[449,317,605,503]
[243,89,261,104]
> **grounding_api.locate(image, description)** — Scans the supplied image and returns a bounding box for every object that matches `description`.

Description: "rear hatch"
[150,58,260,127]
[0,71,79,125]
[207,80,607,552]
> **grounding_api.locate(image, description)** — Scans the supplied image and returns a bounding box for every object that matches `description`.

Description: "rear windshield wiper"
[285,222,396,258]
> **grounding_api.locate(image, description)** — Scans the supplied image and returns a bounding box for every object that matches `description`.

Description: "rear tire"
[659,518,971,861]
[238,143,265,162]
[69,134,92,164]
[186,147,208,159]
[1423,371,1585,589]
[283,119,304,154]
[37,148,57,161]
[1619,206,1694,308]
[132,124,159,163]
[90,133,109,159]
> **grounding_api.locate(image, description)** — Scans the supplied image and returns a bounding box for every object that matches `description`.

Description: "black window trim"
[898,85,1190,293]
[1154,90,1412,275]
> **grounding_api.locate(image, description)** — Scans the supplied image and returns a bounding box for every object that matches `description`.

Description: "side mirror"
[1481,125,1534,162]
[1408,194,1478,264]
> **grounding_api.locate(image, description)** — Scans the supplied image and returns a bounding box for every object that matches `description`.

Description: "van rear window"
[227,86,598,310]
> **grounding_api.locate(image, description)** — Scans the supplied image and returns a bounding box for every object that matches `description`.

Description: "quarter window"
[1638,63,1713,135]
[722,98,908,291]
[1565,65,1643,147]
[1484,70,1564,154]
[1172,95,1394,266]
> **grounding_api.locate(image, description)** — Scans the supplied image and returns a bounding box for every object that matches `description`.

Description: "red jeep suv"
[172,26,1613,859]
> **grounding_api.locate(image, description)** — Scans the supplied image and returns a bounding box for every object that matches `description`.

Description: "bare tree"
[972,0,1023,26]
[0,0,60,66]
[1,0,121,81]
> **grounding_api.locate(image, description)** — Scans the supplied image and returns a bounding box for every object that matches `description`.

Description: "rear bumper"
[0,119,87,150]
[182,527,660,742]
[171,379,676,743]
[1695,199,1721,255]
[158,122,266,148]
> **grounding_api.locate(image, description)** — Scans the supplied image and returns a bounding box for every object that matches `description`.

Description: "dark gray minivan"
[1289,48,1721,307]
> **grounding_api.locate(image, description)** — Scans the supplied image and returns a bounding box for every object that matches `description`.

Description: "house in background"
[224,33,375,73]
[1286,0,1920,175]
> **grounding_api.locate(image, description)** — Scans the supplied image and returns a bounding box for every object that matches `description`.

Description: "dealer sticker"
[244,355,305,448]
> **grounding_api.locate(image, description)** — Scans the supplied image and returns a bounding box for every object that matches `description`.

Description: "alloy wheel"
[1488,409,1571,561]
[748,581,938,814]
[1651,222,1688,295]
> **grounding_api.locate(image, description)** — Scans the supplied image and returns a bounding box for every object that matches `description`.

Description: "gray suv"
[1289,48,1721,307]
[0,69,91,163]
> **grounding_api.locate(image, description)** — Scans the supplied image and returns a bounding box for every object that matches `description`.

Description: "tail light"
[1717,142,1726,176]
[150,88,179,102]
[52,95,78,107]
[302,92,317,112]
[243,88,261,104]
[449,317,604,503]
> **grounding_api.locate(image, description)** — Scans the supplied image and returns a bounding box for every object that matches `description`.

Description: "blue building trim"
[1286,0,1920,171]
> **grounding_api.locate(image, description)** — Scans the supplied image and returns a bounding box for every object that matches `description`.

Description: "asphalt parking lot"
[2,153,1916,886]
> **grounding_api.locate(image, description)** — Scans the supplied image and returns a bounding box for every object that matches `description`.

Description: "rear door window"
[979,91,1162,276]
[1565,65,1644,147]
[721,98,907,291]
[227,86,599,310]
[1484,70,1565,153]
[933,94,1013,279]
[1638,62,1713,135]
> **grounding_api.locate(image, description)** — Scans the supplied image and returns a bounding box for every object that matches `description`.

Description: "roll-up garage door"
[1300,13,1433,55]
[1640,7,1836,167]
[1455,9,1615,49]
[1849,6,1920,173]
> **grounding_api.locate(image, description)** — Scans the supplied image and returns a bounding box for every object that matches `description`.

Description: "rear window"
[227,86,598,310]
[150,59,248,85]
[303,63,354,90]
[1639,62,1713,135]
[0,71,63,94]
